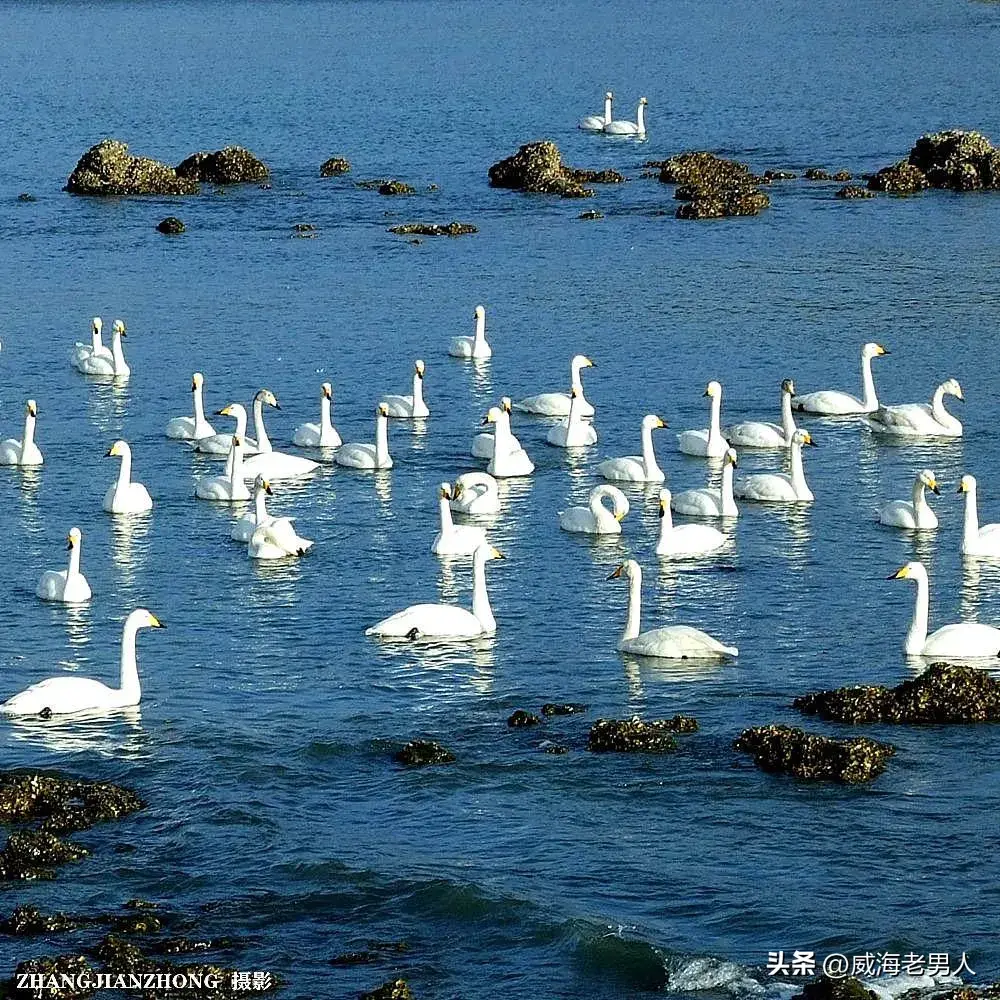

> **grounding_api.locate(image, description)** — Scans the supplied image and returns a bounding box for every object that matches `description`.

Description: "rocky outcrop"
[378,180,415,195]
[588,716,697,753]
[157,216,185,234]
[578,209,603,220]
[507,710,540,728]
[868,161,928,194]
[175,146,269,184]
[361,980,415,1000]
[541,703,587,716]
[734,725,894,783]
[0,771,144,833]
[65,140,199,196]
[320,156,351,177]
[657,151,770,218]
[488,141,623,198]
[835,186,875,200]
[792,976,879,1000]
[393,740,455,766]
[388,222,477,236]
[869,129,1000,194]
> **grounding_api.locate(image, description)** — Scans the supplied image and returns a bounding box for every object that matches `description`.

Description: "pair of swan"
[890,562,1000,657]
[1,609,164,716]
[69,317,110,367]
[678,381,728,458]
[603,97,647,136]
[195,393,269,456]
[608,560,737,658]
[866,378,964,438]
[958,474,1000,557]
[878,470,939,530]
[724,379,798,449]
[483,406,534,477]
[366,543,503,640]
[104,440,153,514]
[734,430,816,502]
[656,491,727,557]
[793,342,888,415]
[379,360,429,418]
[335,405,393,470]
[232,476,313,559]
[293,383,342,447]
[596,414,667,482]
[671,447,738,517]
[515,355,595,417]
[74,320,129,378]
[547,388,598,447]
[0,400,42,466]
[450,472,500,515]
[559,485,629,534]
[449,306,491,360]
[196,435,251,500]
[472,398,523,462]
[166,373,216,441]
[433,483,488,554]
[37,528,91,603]
[579,92,613,131]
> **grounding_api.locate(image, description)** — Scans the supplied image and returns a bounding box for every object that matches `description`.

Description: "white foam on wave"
[860,972,963,1000]
[668,955,767,995]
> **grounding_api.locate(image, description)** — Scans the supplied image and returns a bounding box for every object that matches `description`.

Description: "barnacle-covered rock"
[175,146,269,184]
[804,167,832,180]
[0,906,85,935]
[507,710,540,728]
[588,716,697,752]
[65,140,199,196]
[658,151,769,218]
[867,160,928,194]
[488,141,604,198]
[361,980,415,1000]
[835,186,876,199]
[763,169,797,180]
[0,772,144,833]
[734,725,894,783]
[541,703,588,716]
[11,954,96,998]
[832,170,852,181]
[792,975,879,1000]
[320,156,351,177]
[908,129,1000,189]
[388,222,477,236]
[378,180,415,196]
[157,216,185,234]
[393,741,455,766]
[577,209,603,220]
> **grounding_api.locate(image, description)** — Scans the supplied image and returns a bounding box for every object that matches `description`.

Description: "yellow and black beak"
[930,481,941,495]
[66,535,75,550]
[149,614,165,629]
[658,500,666,518]
[607,564,624,580]
[887,566,908,580]
[263,480,273,496]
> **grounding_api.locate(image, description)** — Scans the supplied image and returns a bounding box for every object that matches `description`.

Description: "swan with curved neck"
[432,483,488,554]
[292,382,342,447]
[867,378,964,438]
[485,406,534,477]
[547,387,598,447]
[77,320,129,378]
[335,405,393,470]
[0,399,42,466]
[449,305,492,360]
[70,317,112,369]
[608,560,737,658]
[878,470,939,530]
[366,543,504,640]
[603,96,647,136]
[194,402,260,456]
[890,561,1000,657]
[36,528,92,603]
[450,472,501,515]
[559,485,629,534]
[958,474,1000,557]
[671,447,739,517]
[380,360,429,418]
[472,397,516,459]
[514,354,595,417]
[579,91,613,131]
[724,378,798,448]
[1,609,164,716]
[656,490,726,557]
[596,414,667,482]
[735,430,816,502]
[232,474,274,541]
[166,373,216,441]
[678,381,728,458]
[103,440,153,513]
[793,342,888,415]
[196,435,251,500]
[240,388,320,480]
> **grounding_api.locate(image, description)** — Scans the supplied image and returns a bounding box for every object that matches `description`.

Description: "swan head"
[724,447,738,467]
[607,559,639,581]
[26,400,37,417]
[105,439,130,459]
[572,354,596,371]
[639,96,648,106]
[191,373,204,391]
[415,359,425,379]
[863,342,888,359]
[642,414,667,431]
[377,403,390,418]
[918,469,940,494]
[781,378,796,396]
[958,474,976,494]
[129,608,165,631]
[474,543,505,563]
[452,480,464,498]
[501,397,512,413]
[92,317,103,333]
[658,489,671,517]
[112,319,127,338]
[474,305,486,320]
[321,382,333,400]
[66,527,82,550]
[888,561,926,583]
[484,406,503,425]
[257,388,280,409]
[792,429,816,448]
[704,381,722,398]
[605,91,613,99]
[254,474,272,495]
[941,378,963,400]
[439,482,452,499]
[216,402,246,420]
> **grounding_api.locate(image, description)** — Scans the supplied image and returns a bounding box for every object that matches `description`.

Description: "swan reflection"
[6,706,147,758]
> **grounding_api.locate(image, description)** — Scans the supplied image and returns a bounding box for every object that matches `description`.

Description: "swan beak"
[655,417,667,429]
[482,414,492,425]
[440,486,451,499]
[607,564,624,580]
[658,501,666,518]
[502,400,512,413]
[264,480,273,495]
[190,379,198,391]
[930,481,941,495]
[615,510,626,521]
[888,566,909,580]
[703,387,712,397]
[378,404,389,417]
[491,547,505,559]
[804,435,818,447]
[216,406,233,417]
[585,358,596,368]
[149,614,165,629]
[66,536,75,550]
[322,385,332,399]
[877,345,889,355]
[27,402,37,417]
[452,482,463,497]
[958,482,968,493]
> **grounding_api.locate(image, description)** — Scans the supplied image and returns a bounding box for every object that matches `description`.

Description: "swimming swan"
[103,440,153,514]
[166,373,216,441]
[958,475,1000,557]
[656,490,726,557]
[579,91,613,131]
[379,360,429,418]
[559,484,629,535]
[866,378,964,438]
[677,380,728,458]
[547,387,598,447]
[450,472,501,515]
[596,414,667,482]
[432,483,489,554]
[36,528,92,603]
[484,406,534,477]
[878,470,939,530]
[194,402,259,456]
[70,317,112,369]
[76,320,129,378]
[793,342,888,415]
[1,609,164,716]
[449,305,492,360]
[514,354,595,417]
[234,475,313,556]
[603,96,647,136]
[366,543,504,640]
[0,400,43,466]
[292,382,342,448]
[608,560,738,658]
[472,398,515,459]
[724,378,797,449]
[335,405,393,470]
[735,430,816,502]
[232,475,273,542]
[890,561,1000,658]
[671,447,739,517]
[195,435,251,501]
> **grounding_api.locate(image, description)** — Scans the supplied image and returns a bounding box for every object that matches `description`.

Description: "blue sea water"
[2,0,1000,996]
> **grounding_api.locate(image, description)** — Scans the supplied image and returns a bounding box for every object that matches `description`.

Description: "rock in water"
[175,146,269,184]
[388,222,477,236]
[657,151,770,218]
[867,160,928,194]
[488,140,624,198]
[588,716,697,752]
[65,139,199,196]
[393,740,455,766]
[156,216,185,234]
[868,129,1000,194]
[361,980,415,1000]
[319,156,351,176]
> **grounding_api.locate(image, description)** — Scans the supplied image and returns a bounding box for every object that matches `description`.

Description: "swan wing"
[735,473,797,501]
[366,603,484,639]
[513,392,572,416]
[2,677,121,716]
[242,450,319,481]
[922,623,1000,658]
[448,336,474,358]
[596,456,647,482]
[36,570,68,601]
[335,443,378,468]
[624,626,737,658]
[670,488,722,517]
[723,421,784,448]
[658,524,726,557]
[792,390,866,415]
[867,403,934,434]
[877,500,916,528]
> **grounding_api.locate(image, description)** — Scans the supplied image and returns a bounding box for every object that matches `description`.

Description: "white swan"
[432,483,488,555]
[514,354,595,417]
[472,398,515,459]
[579,91,613,131]
[240,444,319,482]
[165,372,216,441]
[366,543,504,640]
[889,561,1000,658]
[450,472,500,515]
[0,400,43,466]
[379,360,429,418]
[559,485,629,535]
[292,382,342,448]
[232,475,273,541]
[596,414,667,483]
[603,96,647,136]
[103,440,153,514]
[608,560,738,658]
[484,406,534,477]
[1,609,164,717]
[547,387,598,447]
[76,319,129,378]
[36,528,92,604]
[195,435,251,501]
[70,317,112,369]
[677,381,728,458]
[724,379,797,449]
[233,475,314,557]
[335,405,393,470]
[671,448,739,518]
[194,402,260,457]
[656,490,726,557]
[958,474,1000,557]
[793,342,888,415]
[866,378,964,438]
[449,305,492,360]
[735,430,816,502]
[878,470,939,530]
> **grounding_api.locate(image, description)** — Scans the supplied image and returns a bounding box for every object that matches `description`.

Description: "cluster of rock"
[388,222,477,237]
[869,129,1000,193]
[803,167,852,181]
[319,156,351,177]
[488,141,624,198]
[835,186,875,200]
[393,740,455,767]
[654,151,770,218]
[587,716,698,753]
[355,178,415,195]
[176,147,269,184]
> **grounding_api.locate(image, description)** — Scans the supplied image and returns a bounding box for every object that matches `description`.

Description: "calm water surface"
[1,0,1000,996]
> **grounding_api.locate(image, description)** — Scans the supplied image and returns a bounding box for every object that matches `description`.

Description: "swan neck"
[781,391,796,441]
[112,331,126,370]
[253,399,272,452]
[790,442,807,493]
[721,460,737,514]
[640,422,661,478]
[92,329,103,352]
[320,395,333,432]
[657,503,673,542]
[119,620,141,701]
[67,542,81,576]
[494,412,514,451]
[474,313,486,346]
[570,361,585,394]
[623,571,642,641]
[963,484,979,546]
[568,390,582,427]
[637,102,645,132]
[412,373,424,408]
[375,415,390,465]
[906,572,930,655]
[708,392,722,447]
[230,441,245,483]
[912,479,928,514]
[117,449,132,488]
[22,413,36,449]
[254,488,269,523]
[471,551,495,632]
[439,495,454,531]
[603,94,612,124]
[860,353,878,409]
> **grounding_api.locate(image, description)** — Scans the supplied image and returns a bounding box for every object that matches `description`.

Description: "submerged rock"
[320,156,351,177]
[588,716,697,753]
[361,980,415,1000]
[65,139,199,196]
[763,169,797,180]
[17,193,36,202]
[657,151,770,218]
[577,209,604,220]
[0,906,85,935]
[157,216,185,234]
[507,710,540,728]
[835,185,876,199]
[734,725,895,783]
[175,146,269,184]
[868,160,928,194]
[329,951,380,966]
[541,703,588,716]
[488,140,603,198]
[794,663,1000,723]
[393,741,455,766]
[387,222,477,236]
[12,954,96,998]
[377,180,414,195]
[832,170,852,180]
[792,975,878,1000]
[0,771,144,833]
[804,167,832,180]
